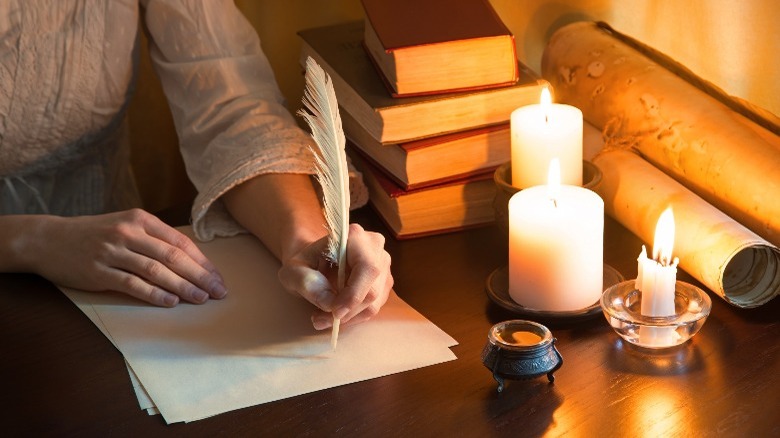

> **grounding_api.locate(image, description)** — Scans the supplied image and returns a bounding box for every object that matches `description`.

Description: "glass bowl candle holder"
[600,280,712,349]
[493,160,602,238]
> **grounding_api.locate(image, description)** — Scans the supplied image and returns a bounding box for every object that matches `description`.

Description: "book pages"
[61,228,457,423]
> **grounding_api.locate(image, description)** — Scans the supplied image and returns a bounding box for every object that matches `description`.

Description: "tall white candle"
[510,88,583,189]
[508,160,604,311]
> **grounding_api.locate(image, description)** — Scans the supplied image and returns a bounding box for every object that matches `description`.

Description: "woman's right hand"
[9,209,227,306]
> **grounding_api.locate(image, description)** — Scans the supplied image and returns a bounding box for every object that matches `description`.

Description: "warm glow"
[635,385,683,438]
[653,208,675,265]
[540,87,552,122]
[547,158,561,203]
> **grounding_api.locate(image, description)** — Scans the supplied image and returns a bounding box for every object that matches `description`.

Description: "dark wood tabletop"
[2,207,778,437]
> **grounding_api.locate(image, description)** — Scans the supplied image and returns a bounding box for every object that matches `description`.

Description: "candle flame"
[547,158,561,206]
[653,207,675,265]
[540,87,552,123]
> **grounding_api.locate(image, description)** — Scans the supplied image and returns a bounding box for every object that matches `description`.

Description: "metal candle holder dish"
[493,160,602,238]
[481,320,563,392]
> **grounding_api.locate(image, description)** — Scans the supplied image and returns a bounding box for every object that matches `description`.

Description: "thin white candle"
[508,160,604,311]
[637,208,680,346]
[639,208,678,317]
[510,88,583,189]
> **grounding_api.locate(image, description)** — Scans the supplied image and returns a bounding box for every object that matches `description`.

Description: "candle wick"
[545,114,549,123]
[550,197,558,208]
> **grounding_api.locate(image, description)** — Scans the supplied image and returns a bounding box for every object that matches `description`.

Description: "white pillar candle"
[510,88,583,189]
[508,160,604,311]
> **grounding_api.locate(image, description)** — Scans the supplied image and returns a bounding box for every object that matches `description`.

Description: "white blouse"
[0,0,365,240]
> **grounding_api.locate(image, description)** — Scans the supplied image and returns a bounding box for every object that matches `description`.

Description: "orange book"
[361,0,518,97]
[342,109,509,190]
[349,148,496,239]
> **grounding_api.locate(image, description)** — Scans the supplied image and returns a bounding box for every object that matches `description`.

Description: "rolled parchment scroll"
[542,21,780,247]
[594,150,778,308]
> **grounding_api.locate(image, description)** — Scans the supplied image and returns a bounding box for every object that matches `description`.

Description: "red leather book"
[361,0,518,97]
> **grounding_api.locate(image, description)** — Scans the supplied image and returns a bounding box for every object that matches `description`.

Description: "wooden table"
[2,208,778,436]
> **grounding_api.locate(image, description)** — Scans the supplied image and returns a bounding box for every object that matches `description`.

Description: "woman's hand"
[16,209,227,306]
[278,223,393,329]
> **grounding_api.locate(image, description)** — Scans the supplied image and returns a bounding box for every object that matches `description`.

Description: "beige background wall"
[129,0,779,213]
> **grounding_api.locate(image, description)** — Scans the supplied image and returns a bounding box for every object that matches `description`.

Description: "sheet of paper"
[62,228,457,424]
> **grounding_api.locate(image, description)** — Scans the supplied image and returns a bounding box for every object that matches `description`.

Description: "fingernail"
[209,279,228,299]
[334,306,349,320]
[312,315,331,330]
[317,291,336,311]
[193,289,210,303]
[164,294,179,307]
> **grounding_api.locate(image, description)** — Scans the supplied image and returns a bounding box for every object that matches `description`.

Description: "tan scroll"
[594,149,779,308]
[541,21,780,247]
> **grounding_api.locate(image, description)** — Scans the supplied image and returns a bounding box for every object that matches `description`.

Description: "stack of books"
[298,0,548,239]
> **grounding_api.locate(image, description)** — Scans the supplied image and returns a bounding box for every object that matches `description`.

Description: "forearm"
[221,173,327,263]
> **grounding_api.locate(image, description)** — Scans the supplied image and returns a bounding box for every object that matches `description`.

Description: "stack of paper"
[62,227,457,423]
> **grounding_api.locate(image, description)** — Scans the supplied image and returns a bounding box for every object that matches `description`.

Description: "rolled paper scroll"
[541,21,780,247]
[594,149,779,308]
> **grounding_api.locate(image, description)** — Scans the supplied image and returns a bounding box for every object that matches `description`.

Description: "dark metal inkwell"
[481,320,563,392]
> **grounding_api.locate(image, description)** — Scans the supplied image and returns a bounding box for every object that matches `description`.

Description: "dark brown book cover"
[361,0,512,50]
[361,0,518,97]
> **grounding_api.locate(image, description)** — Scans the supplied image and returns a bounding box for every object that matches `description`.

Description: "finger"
[332,266,393,326]
[99,266,181,307]
[332,229,388,316]
[278,263,336,311]
[110,249,214,304]
[311,283,390,330]
[142,214,223,276]
[127,236,227,299]
[128,219,227,299]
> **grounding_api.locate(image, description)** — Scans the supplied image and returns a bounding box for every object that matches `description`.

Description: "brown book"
[297,21,548,144]
[343,109,509,190]
[349,149,496,239]
[361,0,518,97]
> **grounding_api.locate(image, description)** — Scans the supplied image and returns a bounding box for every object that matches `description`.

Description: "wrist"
[279,222,327,266]
[0,215,55,273]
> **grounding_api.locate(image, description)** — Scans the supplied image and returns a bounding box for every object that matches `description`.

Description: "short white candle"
[510,88,583,189]
[508,160,604,311]
[637,208,680,346]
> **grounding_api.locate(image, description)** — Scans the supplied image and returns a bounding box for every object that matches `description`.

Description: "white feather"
[298,57,350,350]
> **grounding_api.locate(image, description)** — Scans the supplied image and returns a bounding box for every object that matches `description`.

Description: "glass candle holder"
[600,280,712,349]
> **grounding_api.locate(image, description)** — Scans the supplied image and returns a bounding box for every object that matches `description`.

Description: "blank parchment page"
[62,228,457,424]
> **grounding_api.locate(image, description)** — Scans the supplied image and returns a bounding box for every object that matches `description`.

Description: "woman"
[0,0,392,330]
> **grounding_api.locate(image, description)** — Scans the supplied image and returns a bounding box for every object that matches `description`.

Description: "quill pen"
[298,56,350,351]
